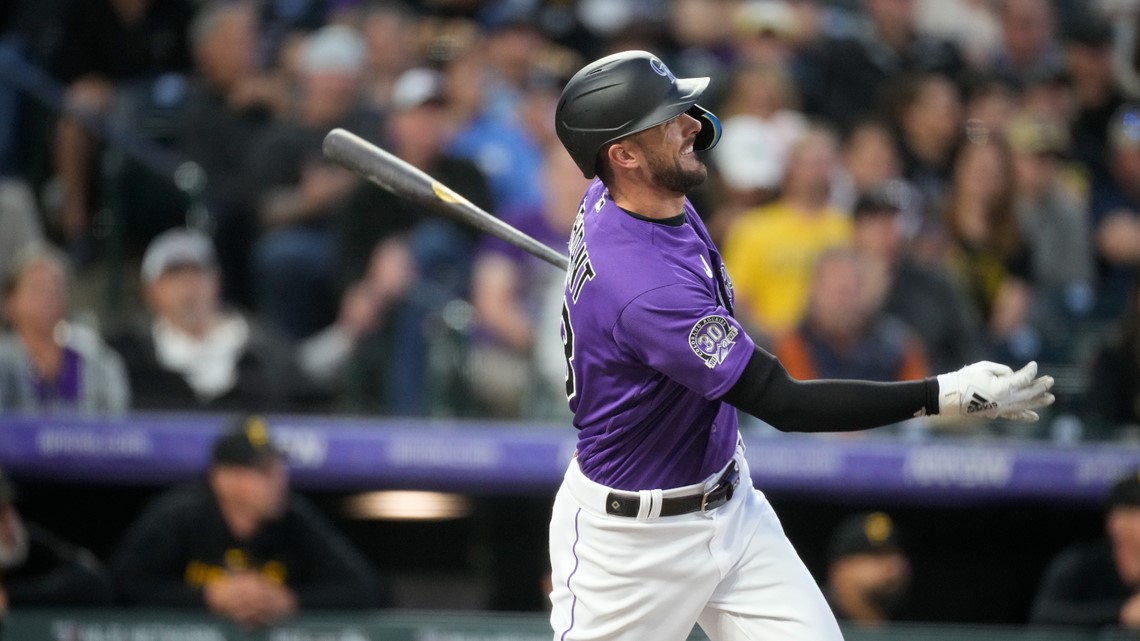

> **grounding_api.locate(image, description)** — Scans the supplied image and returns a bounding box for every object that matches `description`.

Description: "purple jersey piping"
[560,508,583,641]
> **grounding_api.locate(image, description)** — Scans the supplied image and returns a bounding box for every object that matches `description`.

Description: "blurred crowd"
[1,0,1140,439]
[6,0,1140,630]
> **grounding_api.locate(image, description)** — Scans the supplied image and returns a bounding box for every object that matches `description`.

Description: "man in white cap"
[245,24,379,339]
[107,227,381,411]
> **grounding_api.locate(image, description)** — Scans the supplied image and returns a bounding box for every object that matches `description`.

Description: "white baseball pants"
[548,444,844,641]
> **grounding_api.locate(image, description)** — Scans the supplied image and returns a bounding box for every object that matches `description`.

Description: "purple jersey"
[561,179,755,491]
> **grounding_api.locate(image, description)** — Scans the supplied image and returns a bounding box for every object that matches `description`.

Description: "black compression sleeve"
[720,346,941,432]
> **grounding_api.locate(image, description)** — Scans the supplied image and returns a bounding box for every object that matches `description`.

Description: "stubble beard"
[647,150,707,194]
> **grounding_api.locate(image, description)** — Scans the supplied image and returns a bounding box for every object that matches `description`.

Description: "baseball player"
[548,50,1055,641]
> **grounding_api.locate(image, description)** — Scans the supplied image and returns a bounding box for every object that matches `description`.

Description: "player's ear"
[607,140,639,172]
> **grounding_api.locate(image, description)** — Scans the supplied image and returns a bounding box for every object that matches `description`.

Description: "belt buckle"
[701,462,740,514]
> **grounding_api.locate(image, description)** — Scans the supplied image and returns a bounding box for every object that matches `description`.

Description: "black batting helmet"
[555,50,722,179]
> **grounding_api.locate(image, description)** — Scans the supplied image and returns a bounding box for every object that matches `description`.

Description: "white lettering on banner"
[746,446,843,479]
[903,448,1013,488]
[1075,453,1140,486]
[388,438,503,470]
[37,429,152,458]
[270,427,329,468]
[50,621,225,641]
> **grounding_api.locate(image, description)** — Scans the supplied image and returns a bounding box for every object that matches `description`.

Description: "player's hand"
[248,580,298,626]
[935,361,1054,422]
[1121,592,1140,628]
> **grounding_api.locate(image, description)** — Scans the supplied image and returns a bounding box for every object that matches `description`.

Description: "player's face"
[3,260,67,335]
[633,112,708,194]
[1110,507,1140,587]
[146,265,220,334]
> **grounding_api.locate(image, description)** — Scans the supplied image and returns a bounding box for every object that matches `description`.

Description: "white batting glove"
[935,361,1055,422]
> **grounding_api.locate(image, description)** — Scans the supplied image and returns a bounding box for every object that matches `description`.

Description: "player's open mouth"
[681,144,694,155]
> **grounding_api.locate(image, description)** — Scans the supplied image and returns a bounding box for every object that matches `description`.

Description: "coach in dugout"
[1031,470,1140,629]
[111,415,386,627]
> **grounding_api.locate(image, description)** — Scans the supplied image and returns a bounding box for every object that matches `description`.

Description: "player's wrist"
[924,376,941,416]
[935,367,976,418]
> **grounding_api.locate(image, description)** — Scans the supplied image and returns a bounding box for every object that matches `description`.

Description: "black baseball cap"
[828,512,903,562]
[211,415,281,468]
[1107,470,1140,511]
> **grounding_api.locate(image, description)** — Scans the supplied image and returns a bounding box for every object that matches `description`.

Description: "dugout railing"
[4,609,1136,641]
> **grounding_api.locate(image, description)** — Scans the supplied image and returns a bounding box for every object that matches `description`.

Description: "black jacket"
[111,483,387,609]
[106,315,327,413]
[1030,540,1134,628]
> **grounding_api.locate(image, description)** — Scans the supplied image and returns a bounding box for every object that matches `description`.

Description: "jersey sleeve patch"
[688,315,739,368]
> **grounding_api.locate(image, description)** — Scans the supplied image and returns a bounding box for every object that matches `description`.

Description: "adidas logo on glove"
[965,392,998,414]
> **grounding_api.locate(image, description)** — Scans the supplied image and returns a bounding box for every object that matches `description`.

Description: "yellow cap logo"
[244,416,269,447]
[864,512,893,545]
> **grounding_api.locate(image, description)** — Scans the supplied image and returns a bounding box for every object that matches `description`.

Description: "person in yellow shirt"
[722,126,852,339]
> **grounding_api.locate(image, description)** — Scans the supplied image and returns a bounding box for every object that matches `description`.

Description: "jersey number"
[560,301,576,400]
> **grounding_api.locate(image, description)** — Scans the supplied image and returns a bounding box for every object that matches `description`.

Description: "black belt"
[605,461,740,518]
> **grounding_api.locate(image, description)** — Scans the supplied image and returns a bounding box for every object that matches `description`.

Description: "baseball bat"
[322,128,570,271]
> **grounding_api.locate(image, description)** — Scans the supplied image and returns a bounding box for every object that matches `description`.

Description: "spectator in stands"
[1031,470,1140,628]
[666,0,736,107]
[478,20,549,125]
[112,415,386,627]
[990,0,1063,88]
[914,0,1001,68]
[774,248,928,383]
[722,125,852,341]
[1085,279,1140,435]
[851,185,984,375]
[179,0,286,307]
[0,243,129,414]
[710,63,808,214]
[730,0,801,68]
[446,46,569,215]
[961,73,1019,138]
[468,145,587,419]
[940,136,1035,354]
[255,0,332,70]
[1091,104,1140,317]
[825,511,912,624]
[358,1,419,112]
[1066,17,1127,188]
[795,0,964,131]
[1007,110,1094,317]
[106,228,379,412]
[0,466,114,613]
[886,72,963,250]
[335,67,491,416]
[247,24,376,339]
[833,119,903,214]
[49,0,195,250]
[1019,66,1074,126]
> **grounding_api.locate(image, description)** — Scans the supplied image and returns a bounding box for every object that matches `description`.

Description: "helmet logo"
[650,58,676,82]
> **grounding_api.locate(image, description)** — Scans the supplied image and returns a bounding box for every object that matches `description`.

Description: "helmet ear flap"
[689,105,722,152]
